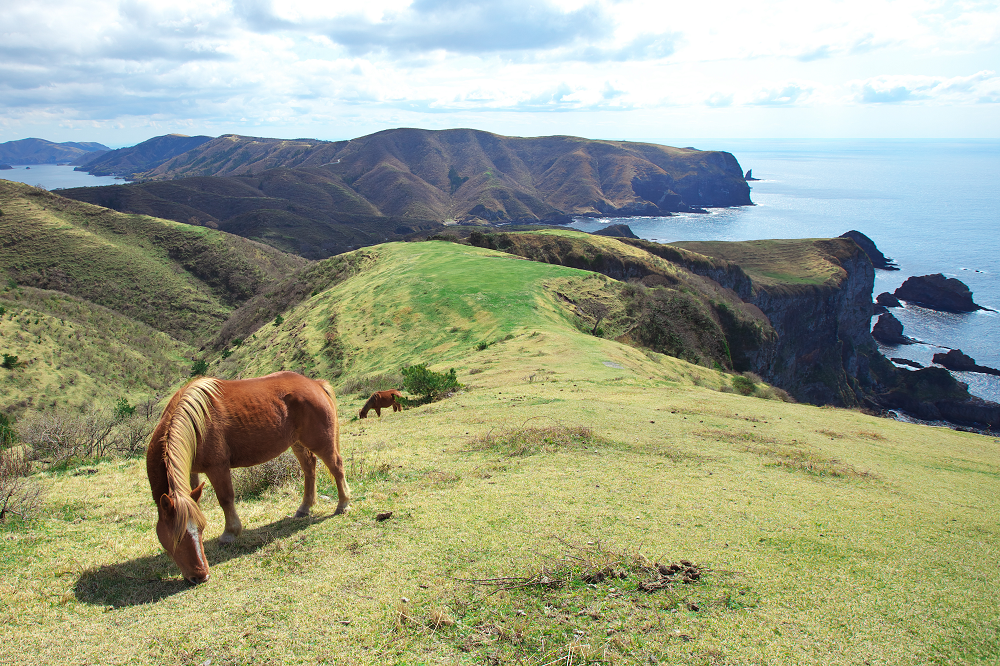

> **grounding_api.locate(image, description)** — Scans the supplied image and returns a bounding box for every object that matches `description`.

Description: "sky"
[1,0,998,146]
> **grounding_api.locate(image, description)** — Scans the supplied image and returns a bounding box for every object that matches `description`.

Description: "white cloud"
[854,71,999,104]
[0,0,998,141]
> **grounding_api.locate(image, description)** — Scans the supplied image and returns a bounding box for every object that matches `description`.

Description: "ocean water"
[0,164,121,189]
[569,139,1000,403]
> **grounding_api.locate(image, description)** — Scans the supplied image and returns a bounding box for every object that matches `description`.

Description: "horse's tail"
[161,377,220,546]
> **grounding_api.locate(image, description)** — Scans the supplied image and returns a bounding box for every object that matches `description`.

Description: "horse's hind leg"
[315,446,350,515]
[291,444,317,518]
[205,467,243,543]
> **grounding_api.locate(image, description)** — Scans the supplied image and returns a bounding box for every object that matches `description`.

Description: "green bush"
[402,364,461,404]
[2,354,19,370]
[113,397,136,421]
[190,359,210,377]
[0,413,16,448]
[274,315,284,326]
[732,375,756,396]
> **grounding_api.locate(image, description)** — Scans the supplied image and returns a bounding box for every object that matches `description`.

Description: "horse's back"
[204,372,338,468]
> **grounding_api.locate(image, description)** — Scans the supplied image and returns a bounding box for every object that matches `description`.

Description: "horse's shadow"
[74,513,334,608]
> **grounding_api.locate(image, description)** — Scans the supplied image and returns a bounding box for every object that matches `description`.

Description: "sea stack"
[876,292,901,307]
[871,312,914,344]
[894,274,984,312]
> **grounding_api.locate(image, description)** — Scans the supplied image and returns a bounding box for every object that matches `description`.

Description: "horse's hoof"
[293,509,311,518]
[219,532,236,544]
[334,504,350,516]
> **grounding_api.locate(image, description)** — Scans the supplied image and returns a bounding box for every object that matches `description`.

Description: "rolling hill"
[0,180,307,344]
[61,129,752,258]
[79,133,214,177]
[0,138,109,165]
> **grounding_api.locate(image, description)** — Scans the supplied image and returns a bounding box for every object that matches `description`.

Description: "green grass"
[3,239,999,665]
[4,382,999,665]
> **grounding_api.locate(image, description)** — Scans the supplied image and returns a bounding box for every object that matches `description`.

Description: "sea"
[5,143,998,403]
[569,139,1000,404]
[0,163,121,189]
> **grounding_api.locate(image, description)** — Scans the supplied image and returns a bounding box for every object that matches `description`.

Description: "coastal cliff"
[669,238,879,406]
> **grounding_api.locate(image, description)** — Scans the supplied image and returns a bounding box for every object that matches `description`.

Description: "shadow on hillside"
[73,512,335,608]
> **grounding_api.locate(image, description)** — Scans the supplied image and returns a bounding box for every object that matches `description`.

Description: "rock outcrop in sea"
[932,349,1000,376]
[876,292,901,307]
[872,312,914,345]
[894,273,984,312]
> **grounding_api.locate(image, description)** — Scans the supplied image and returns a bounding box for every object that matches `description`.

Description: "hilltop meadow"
[0,197,998,664]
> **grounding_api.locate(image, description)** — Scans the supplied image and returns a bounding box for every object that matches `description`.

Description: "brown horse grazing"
[146,371,350,584]
[359,389,403,418]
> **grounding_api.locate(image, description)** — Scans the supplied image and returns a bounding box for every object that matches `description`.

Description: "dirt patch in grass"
[393,540,748,666]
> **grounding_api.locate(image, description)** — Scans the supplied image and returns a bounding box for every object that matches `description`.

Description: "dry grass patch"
[468,422,616,457]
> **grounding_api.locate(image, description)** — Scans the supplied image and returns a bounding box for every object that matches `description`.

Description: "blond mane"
[161,377,221,545]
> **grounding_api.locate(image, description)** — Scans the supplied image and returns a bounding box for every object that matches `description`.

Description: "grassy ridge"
[210,240,696,387]
[675,239,854,293]
[0,181,306,342]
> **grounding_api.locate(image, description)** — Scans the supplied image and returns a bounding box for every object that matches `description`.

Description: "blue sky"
[1,0,997,146]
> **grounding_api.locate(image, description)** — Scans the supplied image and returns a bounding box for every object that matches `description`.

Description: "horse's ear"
[159,493,175,516]
[190,482,205,503]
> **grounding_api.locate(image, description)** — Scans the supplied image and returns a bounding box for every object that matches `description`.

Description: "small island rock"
[893,273,984,313]
[932,349,1000,376]
[872,312,914,345]
[876,292,901,307]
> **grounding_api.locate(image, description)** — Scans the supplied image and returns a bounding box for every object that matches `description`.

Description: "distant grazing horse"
[146,371,350,584]
[359,389,403,418]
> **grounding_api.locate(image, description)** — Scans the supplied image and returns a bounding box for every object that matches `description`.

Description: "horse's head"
[155,482,210,584]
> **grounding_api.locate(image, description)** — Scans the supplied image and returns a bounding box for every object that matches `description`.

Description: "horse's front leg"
[205,467,243,543]
[291,444,317,517]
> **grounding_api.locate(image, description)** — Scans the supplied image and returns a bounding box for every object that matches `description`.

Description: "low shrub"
[402,364,461,404]
[0,413,15,448]
[0,447,44,524]
[18,401,159,465]
[232,452,300,500]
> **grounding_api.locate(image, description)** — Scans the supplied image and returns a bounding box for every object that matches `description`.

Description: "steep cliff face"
[670,238,878,406]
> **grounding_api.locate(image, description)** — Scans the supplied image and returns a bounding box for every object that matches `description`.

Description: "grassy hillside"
[675,239,856,294]
[60,171,444,260]
[81,133,213,178]
[0,285,192,415]
[3,237,998,664]
[0,181,307,343]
